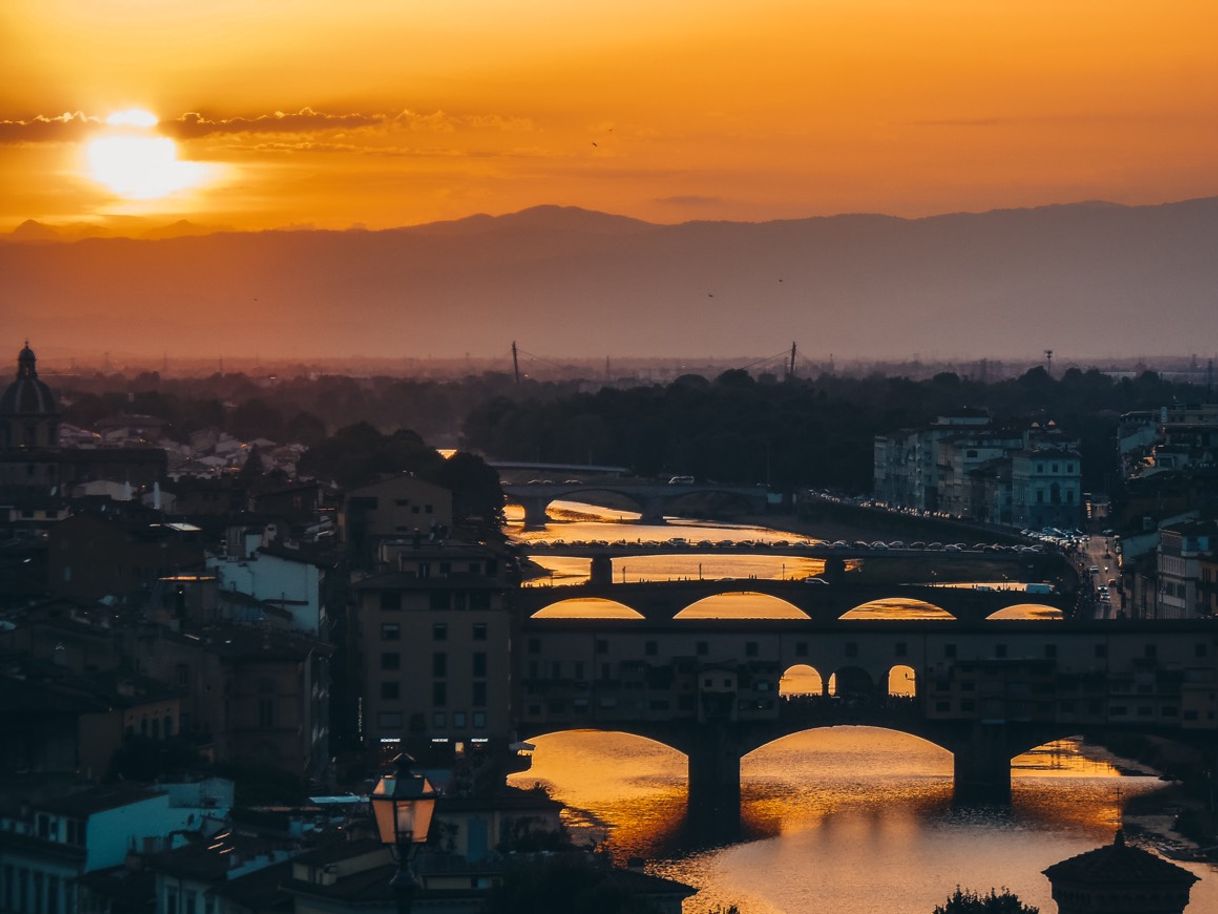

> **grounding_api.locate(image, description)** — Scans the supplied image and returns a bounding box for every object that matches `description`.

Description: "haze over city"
[3,4,1218,914]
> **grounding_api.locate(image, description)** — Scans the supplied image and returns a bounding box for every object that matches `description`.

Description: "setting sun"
[84,109,212,200]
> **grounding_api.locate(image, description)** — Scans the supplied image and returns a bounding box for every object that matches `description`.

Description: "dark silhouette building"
[1043,829,1199,913]
[0,342,59,449]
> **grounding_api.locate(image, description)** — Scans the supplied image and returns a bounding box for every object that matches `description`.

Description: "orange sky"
[3,0,1218,231]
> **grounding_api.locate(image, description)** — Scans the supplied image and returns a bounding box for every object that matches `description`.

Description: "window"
[432,711,447,727]
[473,622,487,641]
[166,886,179,914]
[473,711,487,728]
[432,622,448,641]
[473,652,487,677]
[453,711,466,728]
[379,591,401,611]
[381,623,400,641]
[473,681,487,707]
[433,652,448,677]
[381,652,401,671]
[381,682,400,700]
[429,592,450,610]
[433,681,447,706]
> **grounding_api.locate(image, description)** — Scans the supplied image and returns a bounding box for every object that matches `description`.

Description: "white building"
[0,780,231,913]
[207,545,330,636]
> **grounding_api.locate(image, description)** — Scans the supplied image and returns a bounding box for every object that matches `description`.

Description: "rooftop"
[1042,830,1199,887]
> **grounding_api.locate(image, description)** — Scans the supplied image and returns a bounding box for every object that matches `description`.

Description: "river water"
[504,501,1217,913]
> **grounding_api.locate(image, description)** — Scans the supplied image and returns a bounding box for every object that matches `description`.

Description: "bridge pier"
[638,497,667,525]
[519,498,551,530]
[589,555,613,587]
[686,726,742,840]
[951,723,1012,805]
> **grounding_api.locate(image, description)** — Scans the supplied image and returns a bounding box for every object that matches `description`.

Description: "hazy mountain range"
[4,197,1218,360]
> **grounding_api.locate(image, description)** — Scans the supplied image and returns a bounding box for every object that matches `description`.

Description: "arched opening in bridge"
[1011,737,1125,791]
[887,664,917,698]
[779,664,825,697]
[674,592,811,620]
[740,727,953,831]
[839,598,956,621]
[986,603,1064,621]
[529,598,645,620]
[828,666,873,699]
[505,730,687,858]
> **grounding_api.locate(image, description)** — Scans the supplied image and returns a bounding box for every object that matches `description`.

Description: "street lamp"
[370,754,438,912]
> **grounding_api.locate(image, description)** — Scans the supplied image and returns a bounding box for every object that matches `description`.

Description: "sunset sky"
[3,0,1218,232]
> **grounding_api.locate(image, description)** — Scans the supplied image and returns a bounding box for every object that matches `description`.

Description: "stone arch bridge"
[502,481,768,527]
[511,615,1218,832]
[517,578,1073,623]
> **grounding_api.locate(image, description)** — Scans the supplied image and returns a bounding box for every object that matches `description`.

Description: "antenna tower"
[511,341,520,384]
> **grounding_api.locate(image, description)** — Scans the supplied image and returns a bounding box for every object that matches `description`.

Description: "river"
[504,500,1217,913]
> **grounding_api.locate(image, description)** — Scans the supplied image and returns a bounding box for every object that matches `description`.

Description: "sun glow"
[85,109,213,200]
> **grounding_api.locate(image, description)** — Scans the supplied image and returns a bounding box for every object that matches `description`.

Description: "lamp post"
[370,754,438,914]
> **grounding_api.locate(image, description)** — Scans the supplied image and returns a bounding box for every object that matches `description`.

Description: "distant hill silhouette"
[4,198,1218,359]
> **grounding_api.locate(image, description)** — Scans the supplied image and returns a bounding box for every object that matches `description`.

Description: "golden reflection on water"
[989,603,1064,620]
[839,598,956,620]
[674,592,810,620]
[508,728,1210,914]
[529,597,645,619]
[524,554,826,587]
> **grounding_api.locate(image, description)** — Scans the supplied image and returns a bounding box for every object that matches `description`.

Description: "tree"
[933,887,1039,914]
[430,451,504,529]
[239,445,265,480]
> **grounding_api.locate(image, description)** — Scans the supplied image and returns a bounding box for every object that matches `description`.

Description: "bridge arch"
[741,723,955,761]
[529,597,645,620]
[779,663,825,697]
[839,597,956,621]
[887,664,917,698]
[986,602,1064,621]
[674,591,811,620]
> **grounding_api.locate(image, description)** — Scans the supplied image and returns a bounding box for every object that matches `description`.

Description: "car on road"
[668,475,696,485]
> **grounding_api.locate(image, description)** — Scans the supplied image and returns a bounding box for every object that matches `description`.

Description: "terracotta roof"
[1042,831,1199,887]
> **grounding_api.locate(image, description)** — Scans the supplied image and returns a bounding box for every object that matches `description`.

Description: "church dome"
[0,342,58,417]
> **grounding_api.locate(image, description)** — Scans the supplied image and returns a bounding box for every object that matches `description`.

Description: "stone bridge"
[511,617,1218,833]
[502,482,768,527]
[517,577,1074,623]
